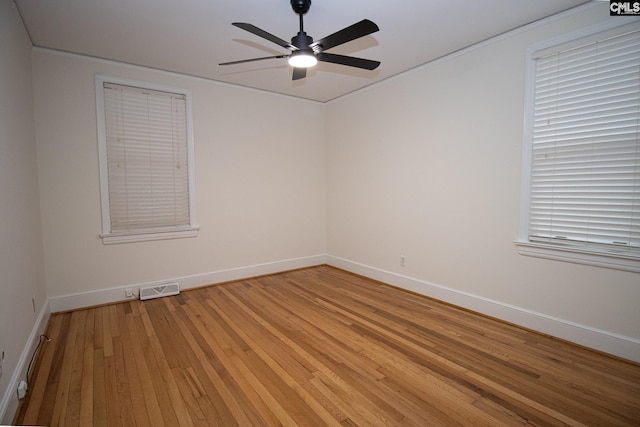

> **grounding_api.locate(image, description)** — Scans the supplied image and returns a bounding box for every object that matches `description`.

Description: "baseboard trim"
[40,253,640,363]
[326,255,640,364]
[49,254,327,313]
[0,302,51,425]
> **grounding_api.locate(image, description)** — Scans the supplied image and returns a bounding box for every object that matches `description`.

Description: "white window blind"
[528,27,640,256]
[96,76,197,244]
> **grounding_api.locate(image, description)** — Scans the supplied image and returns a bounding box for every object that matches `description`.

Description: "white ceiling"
[16,0,591,102]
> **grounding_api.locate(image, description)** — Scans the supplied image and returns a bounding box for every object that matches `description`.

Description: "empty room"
[1,0,639,425]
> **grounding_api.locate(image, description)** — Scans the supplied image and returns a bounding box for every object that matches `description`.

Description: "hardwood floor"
[14,266,640,426]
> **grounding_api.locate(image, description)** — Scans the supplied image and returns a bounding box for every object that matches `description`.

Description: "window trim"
[95,75,198,244]
[517,19,640,273]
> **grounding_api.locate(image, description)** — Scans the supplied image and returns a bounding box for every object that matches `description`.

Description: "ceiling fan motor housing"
[291,0,311,15]
[291,32,313,49]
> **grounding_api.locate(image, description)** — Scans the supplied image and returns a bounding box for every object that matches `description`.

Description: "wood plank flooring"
[13,266,640,426]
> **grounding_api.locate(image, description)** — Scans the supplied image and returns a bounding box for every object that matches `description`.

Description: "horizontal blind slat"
[103,82,191,233]
[528,27,640,251]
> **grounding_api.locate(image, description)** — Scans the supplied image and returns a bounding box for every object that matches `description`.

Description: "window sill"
[516,241,640,273]
[101,227,199,245]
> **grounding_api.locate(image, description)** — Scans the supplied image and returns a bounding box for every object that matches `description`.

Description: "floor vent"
[139,282,180,301]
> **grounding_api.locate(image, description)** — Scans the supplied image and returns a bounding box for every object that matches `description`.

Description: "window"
[518,21,640,272]
[96,75,198,244]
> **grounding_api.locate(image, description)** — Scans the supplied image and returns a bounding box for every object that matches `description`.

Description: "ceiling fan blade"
[219,55,288,66]
[232,23,297,51]
[317,53,380,70]
[309,19,379,52]
[292,67,307,80]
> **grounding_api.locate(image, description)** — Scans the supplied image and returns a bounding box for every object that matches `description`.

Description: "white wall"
[326,3,640,361]
[2,7,638,423]
[32,49,327,305]
[0,1,48,422]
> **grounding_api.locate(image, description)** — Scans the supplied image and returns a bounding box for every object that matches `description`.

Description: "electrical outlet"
[400,255,406,267]
[125,288,134,298]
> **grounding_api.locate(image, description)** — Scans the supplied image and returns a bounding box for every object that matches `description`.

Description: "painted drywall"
[4,10,638,423]
[32,50,327,300]
[0,1,48,422]
[326,3,640,345]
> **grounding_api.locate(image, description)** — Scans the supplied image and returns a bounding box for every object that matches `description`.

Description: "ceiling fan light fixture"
[288,51,317,68]
[219,0,380,81]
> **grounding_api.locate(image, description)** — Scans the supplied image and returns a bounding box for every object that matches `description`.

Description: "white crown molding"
[344,1,609,101]
[31,46,325,104]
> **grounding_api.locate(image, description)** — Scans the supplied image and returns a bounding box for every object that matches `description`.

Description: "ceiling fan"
[219,0,380,80]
